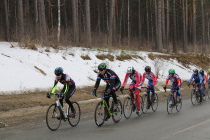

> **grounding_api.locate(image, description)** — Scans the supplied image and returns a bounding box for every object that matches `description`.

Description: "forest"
[0,0,210,53]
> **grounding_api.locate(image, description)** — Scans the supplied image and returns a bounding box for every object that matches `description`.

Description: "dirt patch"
[95,54,114,61]
[81,54,91,60]
[116,54,132,61]
[148,53,210,70]
[34,66,46,75]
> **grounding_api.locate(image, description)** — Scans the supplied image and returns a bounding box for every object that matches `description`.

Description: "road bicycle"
[121,88,143,119]
[164,87,182,114]
[189,83,203,105]
[142,87,158,113]
[46,93,81,131]
[201,84,207,101]
[94,91,122,127]
[205,81,210,99]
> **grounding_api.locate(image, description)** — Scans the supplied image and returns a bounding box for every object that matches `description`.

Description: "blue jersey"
[189,73,202,84]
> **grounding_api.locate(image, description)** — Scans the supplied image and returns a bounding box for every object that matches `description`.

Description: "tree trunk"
[17,0,24,41]
[157,0,163,51]
[109,0,115,45]
[173,0,177,52]
[146,0,149,44]
[72,0,79,43]
[201,0,205,44]
[166,0,169,46]
[154,0,158,49]
[57,0,61,43]
[138,0,141,43]
[128,0,130,47]
[4,0,9,41]
[39,0,48,42]
[193,0,196,46]
[25,0,30,36]
[162,0,165,47]
[186,0,188,46]
[86,0,91,47]
[34,0,39,38]
[182,0,186,52]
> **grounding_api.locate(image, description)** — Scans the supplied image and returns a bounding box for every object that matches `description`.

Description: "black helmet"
[199,69,204,75]
[54,67,63,76]
[98,63,107,71]
[193,69,198,73]
[145,66,151,72]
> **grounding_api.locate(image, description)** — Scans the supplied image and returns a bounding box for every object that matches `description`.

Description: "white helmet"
[127,66,134,74]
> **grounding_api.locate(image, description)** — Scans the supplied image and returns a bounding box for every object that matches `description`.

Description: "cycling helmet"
[54,67,63,76]
[168,69,175,74]
[98,63,107,71]
[145,66,151,72]
[208,69,210,73]
[193,69,198,73]
[199,69,204,75]
[127,66,134,74]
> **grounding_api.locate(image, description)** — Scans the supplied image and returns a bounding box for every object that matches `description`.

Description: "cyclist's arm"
[94,76,101,90]
[177,78,181,87]
[152,73,157,86]
[51,81,58,94]
[199,74,203,84]
[165,79,169,86]
[135,72,140,87]
[140,73,145,86]
[61,83,70,95]
[189,74,194,83]
[122,73,129,87]
[204,75,207,85]
[109,75,116,91]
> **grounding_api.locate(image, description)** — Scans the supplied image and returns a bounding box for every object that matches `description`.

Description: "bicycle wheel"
[196,92,201,104]
[142,94,148,114]
[191,89,197,105]
[112,99,122,123]
[123,96,132,119]
[68,102,81,127]
[207,89,210,99]
[46,104,62,131]
[136,95,143,116]
[202,93,206,102]
[167,95,174,114]
[176,97,182,112]
[152,93,158,112]
[94,101,105,127]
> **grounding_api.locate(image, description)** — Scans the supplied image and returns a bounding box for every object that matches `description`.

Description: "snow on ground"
[0,42,200,94]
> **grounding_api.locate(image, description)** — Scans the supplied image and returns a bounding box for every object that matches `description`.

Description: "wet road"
[1,98,210,140]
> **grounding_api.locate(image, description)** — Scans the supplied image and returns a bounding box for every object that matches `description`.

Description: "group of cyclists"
[47,63,210,120]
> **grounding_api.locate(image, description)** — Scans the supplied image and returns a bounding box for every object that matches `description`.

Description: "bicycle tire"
[94,101,105,127]
[152,93,158,112]
[176,97,182,112]
[167,95,174,114]
[191,89,196,105]
[142,94,148,114]
[207,89,210,99]
[68,101,81,127]
[123,96,132,119]
[112,99,122,123]
[137,95,143,116]
[46,104,62,131]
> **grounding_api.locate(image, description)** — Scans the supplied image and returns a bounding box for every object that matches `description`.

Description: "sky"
[0,42,199,94]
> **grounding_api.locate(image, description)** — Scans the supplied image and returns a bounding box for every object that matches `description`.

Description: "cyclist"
[207,69,210,81]
[163,69,182,106]
[140,66,158,109]
[200,69,207,95]
[120,66,142,114]
[187,69,203,102]
[47,67,76,118]
[92,63,121,120]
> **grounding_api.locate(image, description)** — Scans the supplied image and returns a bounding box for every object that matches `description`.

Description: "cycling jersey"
[165,73,181,87]
[94,69,121,91]
[189,73,202,84]
[122,70,142,88]
[51,73,75,95]
[201,74,207,85]
[140,72,157,86]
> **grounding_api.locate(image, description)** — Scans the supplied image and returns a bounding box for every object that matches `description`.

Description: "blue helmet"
[54,67,63,76]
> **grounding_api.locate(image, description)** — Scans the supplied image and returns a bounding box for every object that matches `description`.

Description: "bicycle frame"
[102,99,113,117]
[54,93,69,117]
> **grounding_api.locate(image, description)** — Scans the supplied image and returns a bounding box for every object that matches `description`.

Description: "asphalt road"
[1,98,210,140]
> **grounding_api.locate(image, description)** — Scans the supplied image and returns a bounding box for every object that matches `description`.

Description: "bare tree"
[57,0,61,43]
[4,0,9,41]
[173,0,176,52]
[166,0,169,46]
[86,0,91,46]
[139,0,141,43]
[182,0,187,52]
[193,0,196,46]
[201,0,205,44]
[157,0,163,51]
[72,0,79,43]
[109,0,115,45]
[17,0,24,40]
[39,0,48,42]
[162,0,165,46]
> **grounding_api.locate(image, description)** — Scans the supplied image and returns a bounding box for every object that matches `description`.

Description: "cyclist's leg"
[197,84,202,101]
[111,81,121,104]
[173,83,181,98]
[105,84,110,108]
[65,85,76,111]
[135,85,141,109]
[149,81,155,98]
[129,84,135,100]
[147,85,151,102]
